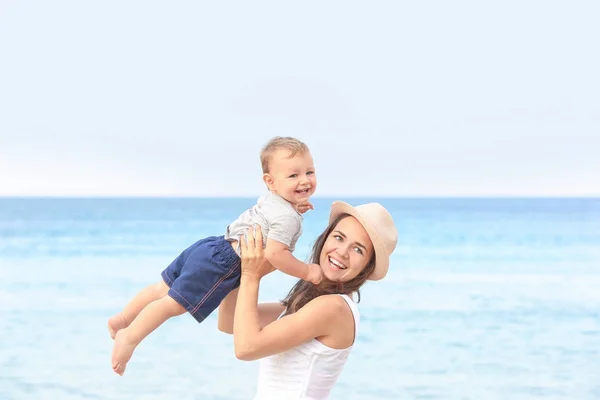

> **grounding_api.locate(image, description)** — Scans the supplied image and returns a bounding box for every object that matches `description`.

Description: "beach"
[1,197,599,399]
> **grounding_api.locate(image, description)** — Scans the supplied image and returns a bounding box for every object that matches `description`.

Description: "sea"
[1,197,599,400]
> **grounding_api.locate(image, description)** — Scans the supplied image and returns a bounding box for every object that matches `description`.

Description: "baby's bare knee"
[153,281,170,296]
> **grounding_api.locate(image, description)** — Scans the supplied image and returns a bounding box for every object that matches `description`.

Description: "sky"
[1,1,598,197]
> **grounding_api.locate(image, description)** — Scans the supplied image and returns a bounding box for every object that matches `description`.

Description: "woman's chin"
[321,272,346,284]
[318,259,351,284]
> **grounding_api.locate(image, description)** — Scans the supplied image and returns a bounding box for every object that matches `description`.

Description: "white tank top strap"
[337,293,360,342]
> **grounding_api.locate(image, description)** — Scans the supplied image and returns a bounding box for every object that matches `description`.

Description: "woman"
[218,200,398,399]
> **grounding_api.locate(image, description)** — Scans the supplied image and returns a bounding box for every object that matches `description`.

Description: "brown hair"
[281,214,376,315]
[260,136,309,173]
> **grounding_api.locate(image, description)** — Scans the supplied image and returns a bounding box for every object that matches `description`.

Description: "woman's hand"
[240,225,276,280]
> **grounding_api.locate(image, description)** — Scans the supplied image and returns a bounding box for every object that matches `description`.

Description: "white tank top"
[253,294,360,400]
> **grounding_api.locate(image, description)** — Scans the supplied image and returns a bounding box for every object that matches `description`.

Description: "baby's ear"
[263,173,275,191]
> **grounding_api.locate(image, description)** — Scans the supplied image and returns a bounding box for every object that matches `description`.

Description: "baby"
[109,136,322,375]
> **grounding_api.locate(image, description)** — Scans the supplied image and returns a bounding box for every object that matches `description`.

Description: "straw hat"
[329,201,398,281]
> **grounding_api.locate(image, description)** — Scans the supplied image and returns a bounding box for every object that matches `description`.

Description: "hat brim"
[329,201,388,281]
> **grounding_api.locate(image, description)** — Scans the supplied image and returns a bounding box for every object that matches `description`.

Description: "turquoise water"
[1,198,599,399]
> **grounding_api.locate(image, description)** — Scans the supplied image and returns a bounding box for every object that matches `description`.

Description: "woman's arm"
[217,287,286,334]
[232,225,347,361]
[217,287,240,334]
[233,275,346,361]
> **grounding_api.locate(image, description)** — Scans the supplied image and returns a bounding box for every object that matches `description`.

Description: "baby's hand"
[295,201,314,214]
[306,263,323,285]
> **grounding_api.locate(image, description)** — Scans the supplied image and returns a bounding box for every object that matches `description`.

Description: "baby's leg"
[112,294,185,375]
[108,281,169,339]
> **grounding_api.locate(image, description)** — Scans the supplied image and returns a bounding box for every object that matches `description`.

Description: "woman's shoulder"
[304,294,358,321]
[306,294,359,348]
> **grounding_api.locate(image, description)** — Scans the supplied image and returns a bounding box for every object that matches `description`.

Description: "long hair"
[281,213,376,315]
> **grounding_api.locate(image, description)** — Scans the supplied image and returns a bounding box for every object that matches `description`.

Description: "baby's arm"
[265,239,322,285]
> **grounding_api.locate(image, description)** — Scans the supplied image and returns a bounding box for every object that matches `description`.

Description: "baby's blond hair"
[260,137,310,173]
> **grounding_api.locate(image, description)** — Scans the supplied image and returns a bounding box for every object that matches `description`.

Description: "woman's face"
[319,216,374,282]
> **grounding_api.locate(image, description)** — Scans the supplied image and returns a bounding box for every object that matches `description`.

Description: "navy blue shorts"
[161,235,241,323]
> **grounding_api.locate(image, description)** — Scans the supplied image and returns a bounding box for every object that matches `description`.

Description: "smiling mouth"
[328,256,347,270]
[295,188,310,194]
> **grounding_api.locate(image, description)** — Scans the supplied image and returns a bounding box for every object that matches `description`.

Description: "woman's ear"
[263,173,275,191]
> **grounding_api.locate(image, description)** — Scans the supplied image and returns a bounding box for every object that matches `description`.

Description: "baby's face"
[266,149,317,205]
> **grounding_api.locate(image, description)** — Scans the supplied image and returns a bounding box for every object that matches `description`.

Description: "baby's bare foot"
[108,313,127,340]
[111,329,137,376]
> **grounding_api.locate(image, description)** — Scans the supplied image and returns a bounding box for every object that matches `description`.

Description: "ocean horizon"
[1,197,599,399]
